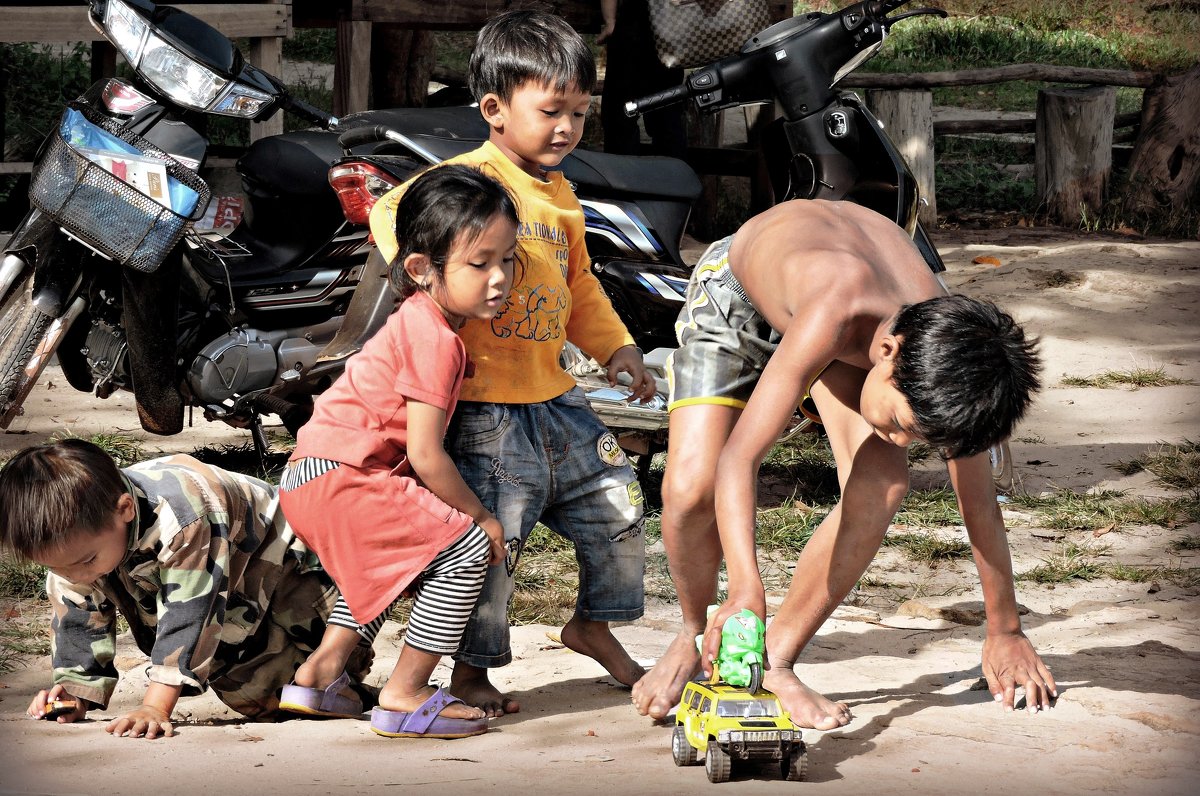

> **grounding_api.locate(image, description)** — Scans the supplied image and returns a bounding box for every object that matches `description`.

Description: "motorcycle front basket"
[29,100,211,273]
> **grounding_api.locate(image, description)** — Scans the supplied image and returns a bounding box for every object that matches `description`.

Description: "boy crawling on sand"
[0,439,370,738]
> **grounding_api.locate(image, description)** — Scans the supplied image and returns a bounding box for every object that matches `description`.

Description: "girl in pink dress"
[277,165,517,738]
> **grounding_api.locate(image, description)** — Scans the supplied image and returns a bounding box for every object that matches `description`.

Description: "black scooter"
[1,0,362,442]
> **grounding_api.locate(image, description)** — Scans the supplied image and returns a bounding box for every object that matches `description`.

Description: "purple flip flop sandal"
[279,670,364,719]
[370,687,488,739]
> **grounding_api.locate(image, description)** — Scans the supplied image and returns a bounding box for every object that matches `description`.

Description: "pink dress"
[279,291,474,623]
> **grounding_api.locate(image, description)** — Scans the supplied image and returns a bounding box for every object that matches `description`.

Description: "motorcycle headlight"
[140,32,229,109]
[98,0,267,118]
[101,0,149,65]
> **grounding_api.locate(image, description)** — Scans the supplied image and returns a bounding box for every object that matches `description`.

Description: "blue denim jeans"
[448,387,646,668]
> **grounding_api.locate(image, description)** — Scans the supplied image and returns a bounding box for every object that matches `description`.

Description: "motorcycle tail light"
[328,162,401,226]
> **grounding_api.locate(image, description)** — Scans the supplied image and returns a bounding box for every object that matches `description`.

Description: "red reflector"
[101,80,155,114]
[328,162,401,226]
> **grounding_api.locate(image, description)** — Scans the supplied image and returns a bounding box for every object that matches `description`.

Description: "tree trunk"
[868,89,936,227]
[370,26,435,108]
[1121,65,1200,222]
[1036,85,1115,226]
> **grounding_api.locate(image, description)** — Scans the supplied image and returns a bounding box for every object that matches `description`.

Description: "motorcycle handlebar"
[624,83,693,117]
[338,125,393,149]
[279,94,338,129]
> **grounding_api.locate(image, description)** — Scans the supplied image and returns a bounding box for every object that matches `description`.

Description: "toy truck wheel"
[706,743,732,783]
[783,743,808,781]
[748,662,763,694]
[671,726,698,766]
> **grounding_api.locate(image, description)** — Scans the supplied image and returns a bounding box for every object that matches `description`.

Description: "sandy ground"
[0,226,1198,795]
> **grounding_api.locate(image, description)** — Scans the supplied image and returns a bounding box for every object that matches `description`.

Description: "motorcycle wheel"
[748,661,763,695]
[0,265,52,424]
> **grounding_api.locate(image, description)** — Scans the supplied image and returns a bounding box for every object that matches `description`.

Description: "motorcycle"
[0,0,373,451]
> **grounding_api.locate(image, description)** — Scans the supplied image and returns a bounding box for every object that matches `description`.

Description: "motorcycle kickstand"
[249,412,271,475]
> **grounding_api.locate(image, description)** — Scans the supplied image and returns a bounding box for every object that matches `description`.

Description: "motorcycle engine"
[187,328,278,404]
[83,319,129,399]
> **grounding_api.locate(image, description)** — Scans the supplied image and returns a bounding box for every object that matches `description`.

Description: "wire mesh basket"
[29,99,211,273]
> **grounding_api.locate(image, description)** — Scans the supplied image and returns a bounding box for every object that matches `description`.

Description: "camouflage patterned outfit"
[47,455,370,719]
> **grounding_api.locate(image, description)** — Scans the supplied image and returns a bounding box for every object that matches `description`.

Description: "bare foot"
[378,683,484,721]
[450,663,520,717]
[763,666,852,730]
[290,626,360,691]
[631,630,701,720]
[560,616,646,687]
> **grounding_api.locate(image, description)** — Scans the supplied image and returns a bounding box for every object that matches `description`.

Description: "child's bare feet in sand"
[378,682,485,721]
[763,666,852,730]
[631,629,701,719]
[451,663,520,717]
[560,615,645,687]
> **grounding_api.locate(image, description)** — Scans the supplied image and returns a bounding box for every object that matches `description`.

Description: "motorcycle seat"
[343,106,704,202]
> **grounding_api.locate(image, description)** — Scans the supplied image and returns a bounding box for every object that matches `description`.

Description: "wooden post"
[335,19,372,116]
[1035,85,1116,226]
[868,89,936,227]
[248,34,284,140]
[371,26,435,108]
[249,0,291,141]
[1121,65,1200,222]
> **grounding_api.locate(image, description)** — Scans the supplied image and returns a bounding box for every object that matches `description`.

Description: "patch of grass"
[1004,488,1191,532]
[0,611,51,659]
[1016,434,1046,444]
[754,503,824,554]
[882,530,973,562]
[894,488,964,528]
[1007,489,1119,531]
[509,525,579,626]
[760,434,839,505]
[1018,541,1110,583]
[189,441,290,481]
[46,431,145,467]
[1111,441,1200,493]
[0,554,47,600]
[1060,366,1194,390]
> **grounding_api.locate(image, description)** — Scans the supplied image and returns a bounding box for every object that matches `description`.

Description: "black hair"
[0,439,126,560]
[468,9,597,103]
[890,295,1041,459]
[388,164,522,298]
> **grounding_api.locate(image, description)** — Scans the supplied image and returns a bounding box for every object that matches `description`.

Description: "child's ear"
[878,333,902,363]
[403,253,433,287]
[115,493,136,524]
[479,93,505,131]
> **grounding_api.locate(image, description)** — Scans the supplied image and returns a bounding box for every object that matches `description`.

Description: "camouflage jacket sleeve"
[47,572,119,708]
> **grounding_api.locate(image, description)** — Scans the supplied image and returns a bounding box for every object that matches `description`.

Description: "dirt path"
[1,227,1197,795]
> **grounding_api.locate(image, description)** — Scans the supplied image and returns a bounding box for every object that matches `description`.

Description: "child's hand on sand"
[27,685,87,723]
[106,705,175,739]
[982,630,1058,714]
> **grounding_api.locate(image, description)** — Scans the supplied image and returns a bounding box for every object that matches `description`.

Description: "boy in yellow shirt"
[371,10,657,715]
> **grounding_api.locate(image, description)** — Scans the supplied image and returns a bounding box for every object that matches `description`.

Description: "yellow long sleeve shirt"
[369,141,635,404]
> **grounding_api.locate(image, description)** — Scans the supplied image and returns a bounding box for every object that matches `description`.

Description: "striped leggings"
[327,522,491,655]
[282,458,490,656]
